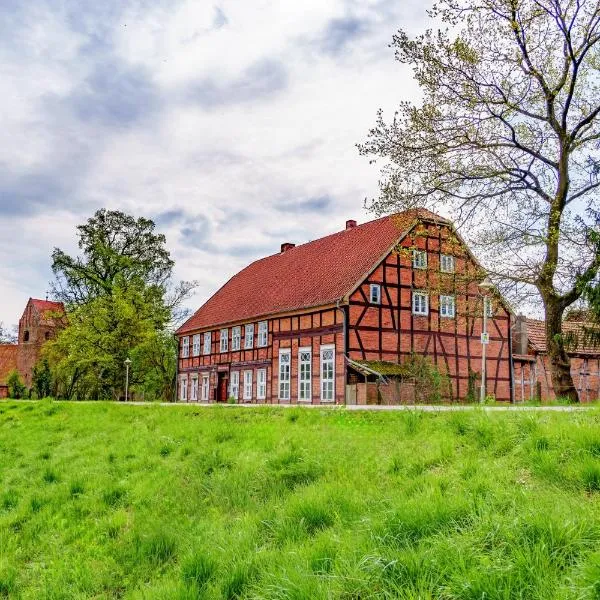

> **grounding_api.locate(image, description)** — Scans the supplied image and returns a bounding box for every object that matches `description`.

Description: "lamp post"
[478,278,494,404]
[124,358,132,402]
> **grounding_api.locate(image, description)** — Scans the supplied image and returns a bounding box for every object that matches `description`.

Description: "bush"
[7,371,26,399]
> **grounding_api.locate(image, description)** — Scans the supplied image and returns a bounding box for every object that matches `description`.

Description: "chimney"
[346,219,357,230]
[281,242,295,253]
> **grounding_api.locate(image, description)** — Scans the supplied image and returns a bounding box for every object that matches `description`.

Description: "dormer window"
[412,250,427,270]
[370,284,381,304]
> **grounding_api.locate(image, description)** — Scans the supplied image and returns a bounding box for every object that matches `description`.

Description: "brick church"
[0,299,65,398]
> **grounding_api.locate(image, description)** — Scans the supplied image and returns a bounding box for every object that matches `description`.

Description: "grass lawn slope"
[1,402,600,599]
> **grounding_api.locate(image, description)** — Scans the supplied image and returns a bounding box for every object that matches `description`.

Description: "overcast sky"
[0,0,428,326]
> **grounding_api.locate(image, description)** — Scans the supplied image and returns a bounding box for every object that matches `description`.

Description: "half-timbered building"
[176,209,513,404]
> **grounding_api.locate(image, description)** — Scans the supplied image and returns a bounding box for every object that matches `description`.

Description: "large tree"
[359,0,600,401]
[47,210,196,400]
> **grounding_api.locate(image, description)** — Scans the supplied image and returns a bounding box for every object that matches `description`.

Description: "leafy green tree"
[46,210,196,400]
[7,371,26,399]
[32,359,53,399]
[360,0,600,401]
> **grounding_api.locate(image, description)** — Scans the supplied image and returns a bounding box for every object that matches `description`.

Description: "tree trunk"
[545,300,578,402]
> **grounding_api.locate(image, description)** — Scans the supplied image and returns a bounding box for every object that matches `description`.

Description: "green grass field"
[1,402,600,599]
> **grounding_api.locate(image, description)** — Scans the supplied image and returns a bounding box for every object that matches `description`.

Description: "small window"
[23,330,29,342]
[192,334,201,356]
[412,291,429,316]
[257,321,268,347]
[279,349,291,400]
[412,250,427,270]
[440,254,455,273]
[229,371,239,399]
[320,345,335,402]
[245,324,254,349]
[440,295,455,318]
[45,331,50,341]
[370,284,381,304]
[299,348,312,402]
[182,336,190,358]
[220,329,229,353]
[231,326,241,351]
[201,374,209,401]
[243,370,253,401]
[203,332,212,355]
[257,368,267,400]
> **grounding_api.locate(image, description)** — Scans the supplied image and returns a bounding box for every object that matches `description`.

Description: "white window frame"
[257,368,267,400]
[257,321,268,347]
[243,370,253,401]
[440,254,455,273]
[440,295,455,318]
[229,371,239,400]
[203,332,212,355]
[278,349,291,401]
[320,345,335,402]
[412,291,429,316]
[298,347,312,402]
[182,336,189,358]
[244,324,254,349]
[192,334,200,357]
[412,249,427,270]
[201,374,209,401]
[231,326,241,351]
[220,328,228,353]
[369,284,381,304]
[191,375,198,401]
[179,376,188,401]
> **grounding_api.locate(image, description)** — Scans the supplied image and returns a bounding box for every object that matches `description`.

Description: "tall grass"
[0,401,599,598]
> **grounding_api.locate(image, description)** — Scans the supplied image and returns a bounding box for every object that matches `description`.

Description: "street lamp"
[124,358,132,402]
[478,277,494,404]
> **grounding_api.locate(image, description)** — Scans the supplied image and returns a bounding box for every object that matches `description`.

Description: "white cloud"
[0,0,427,324]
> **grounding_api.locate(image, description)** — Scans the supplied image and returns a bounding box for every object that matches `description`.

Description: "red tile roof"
[178,209,450,334]
[30,299,64,315]
[0,345,18,385]
[526,319,600,356]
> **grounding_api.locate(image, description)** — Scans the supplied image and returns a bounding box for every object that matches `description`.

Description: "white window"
[299,348,312,402]
[191,376,198,401]
[412,250,427,269]
[320,345,335,402]
[257,321,268,347]
[220,328,228,353]
[192,334,201,356]
[179,376,188,401]
[231,326,241,351]
[412,291,429,316]
[440,295,455,318]
[229,371,239,400]
[278,349,291,400]
[201,374,209,401]
[370,284,381,304]
[440,254,455,273]
[257,369,267,400]
[245,324,254,349]
[203,332,212,355]
[243,370,253,401]
[182,336,189,358]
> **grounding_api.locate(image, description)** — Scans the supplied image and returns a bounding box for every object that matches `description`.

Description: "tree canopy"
[360,0,600,400]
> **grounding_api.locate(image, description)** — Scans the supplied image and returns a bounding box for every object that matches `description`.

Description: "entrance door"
[217,372,228,402]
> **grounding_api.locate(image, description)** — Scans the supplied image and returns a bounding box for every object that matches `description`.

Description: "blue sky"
[0,0,426,324]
